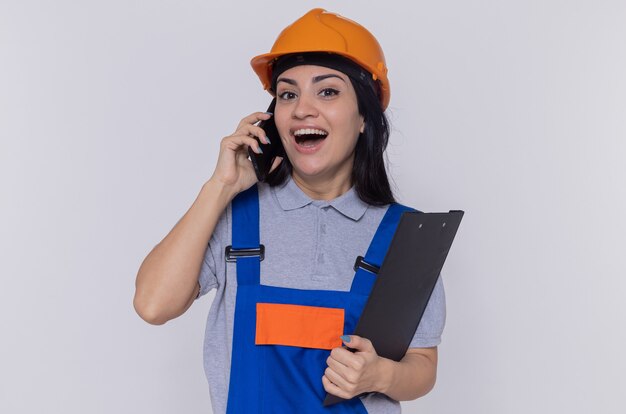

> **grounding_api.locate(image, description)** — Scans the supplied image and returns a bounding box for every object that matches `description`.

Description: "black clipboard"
[324,210,464,406]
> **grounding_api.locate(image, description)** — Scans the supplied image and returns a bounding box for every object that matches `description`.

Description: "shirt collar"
[273,177,313,211]
[273,176,369,221]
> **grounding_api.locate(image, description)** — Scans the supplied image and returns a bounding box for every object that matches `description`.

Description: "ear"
[359,120,365,134]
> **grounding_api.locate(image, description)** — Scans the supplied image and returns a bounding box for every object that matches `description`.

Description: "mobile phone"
[248,99,285,182]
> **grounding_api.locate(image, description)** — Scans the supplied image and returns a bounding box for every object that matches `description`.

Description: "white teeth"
[293,128,328,136]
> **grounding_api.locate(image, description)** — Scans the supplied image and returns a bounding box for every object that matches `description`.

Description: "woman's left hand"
[322,335,384,399]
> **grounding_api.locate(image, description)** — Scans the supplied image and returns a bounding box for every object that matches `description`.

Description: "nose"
[292,93,318,119]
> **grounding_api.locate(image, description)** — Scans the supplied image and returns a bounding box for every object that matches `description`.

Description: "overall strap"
[350,203,415,295]
[230,185,261,286]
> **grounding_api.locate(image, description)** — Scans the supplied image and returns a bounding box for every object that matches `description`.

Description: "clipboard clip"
[353,256,379,274]
[225,245,265,262]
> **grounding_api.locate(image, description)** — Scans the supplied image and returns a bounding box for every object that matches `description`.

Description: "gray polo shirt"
[196,177,446,414]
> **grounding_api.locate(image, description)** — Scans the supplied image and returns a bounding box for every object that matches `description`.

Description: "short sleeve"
[408,275,446,348]
[196,208,230,298]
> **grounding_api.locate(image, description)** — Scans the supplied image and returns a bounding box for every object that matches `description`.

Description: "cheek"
[328,104,361,131]
[273,112,290,138]
[339,113,364,145]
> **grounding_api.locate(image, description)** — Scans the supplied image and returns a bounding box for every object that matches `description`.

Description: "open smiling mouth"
[293,128,328,148]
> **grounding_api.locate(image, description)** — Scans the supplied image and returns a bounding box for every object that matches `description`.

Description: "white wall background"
[1,1,625,413]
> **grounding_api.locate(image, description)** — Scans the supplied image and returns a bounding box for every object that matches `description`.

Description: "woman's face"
[274,65,364,186]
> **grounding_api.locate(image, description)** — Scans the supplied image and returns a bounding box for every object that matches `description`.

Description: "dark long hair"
[265,56,396,206]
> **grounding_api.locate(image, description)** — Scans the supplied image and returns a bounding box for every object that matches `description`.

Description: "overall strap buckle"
[353,256,379,274]
[225,245,265,262]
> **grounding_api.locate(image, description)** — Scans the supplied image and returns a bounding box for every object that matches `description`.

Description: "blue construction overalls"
[225,185,411,413]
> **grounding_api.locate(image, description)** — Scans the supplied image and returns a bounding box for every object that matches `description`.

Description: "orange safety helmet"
[250,8,391,110]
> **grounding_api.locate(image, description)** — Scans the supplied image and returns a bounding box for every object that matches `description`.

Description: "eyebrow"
[276,74,346,86]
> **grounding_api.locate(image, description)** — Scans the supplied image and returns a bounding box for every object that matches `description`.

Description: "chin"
[293,164,328,179]
[287,154,323,175]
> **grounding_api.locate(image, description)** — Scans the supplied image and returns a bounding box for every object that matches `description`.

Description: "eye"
[319,88,339,98]
[278,91,297,100]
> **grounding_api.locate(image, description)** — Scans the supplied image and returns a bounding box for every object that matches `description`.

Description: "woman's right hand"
[209,111,274,195]
[135,112,279,325]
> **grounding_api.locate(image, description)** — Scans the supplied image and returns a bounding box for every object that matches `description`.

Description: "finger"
[236,112,273,130]
[326,352,350,375]
[342,335,375,353]
[236,124,271,144]
[223,134,263,154]
[323,366,351,390]
[322,374,351,399]
[222,134,263,154]
[329,347,357,369]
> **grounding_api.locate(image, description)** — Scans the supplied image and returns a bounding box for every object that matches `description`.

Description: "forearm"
[375,348,438,401]
[133,179,236,324]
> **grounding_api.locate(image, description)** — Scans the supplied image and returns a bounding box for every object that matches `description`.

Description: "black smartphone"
[248,99,285,182]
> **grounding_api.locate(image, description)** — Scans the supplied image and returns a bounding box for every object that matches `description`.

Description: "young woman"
[134,9,445,413]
